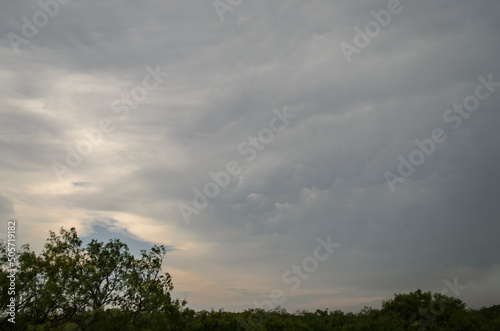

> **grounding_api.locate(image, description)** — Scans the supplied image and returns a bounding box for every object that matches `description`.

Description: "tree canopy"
[1,227,185,330]
[1,228,499,330]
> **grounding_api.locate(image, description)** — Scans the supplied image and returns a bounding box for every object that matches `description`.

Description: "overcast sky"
[1,0,500,312]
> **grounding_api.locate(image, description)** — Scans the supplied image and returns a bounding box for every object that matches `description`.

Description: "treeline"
[1,228,499,330]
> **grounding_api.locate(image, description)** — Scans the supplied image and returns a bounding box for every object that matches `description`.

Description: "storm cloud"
[1,0,499,311]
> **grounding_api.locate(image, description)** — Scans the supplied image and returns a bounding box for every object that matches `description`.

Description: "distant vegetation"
[1,228,499,330]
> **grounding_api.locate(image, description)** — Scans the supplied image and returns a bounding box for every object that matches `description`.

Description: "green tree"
[0,227,184,330]
[381,290,469,330]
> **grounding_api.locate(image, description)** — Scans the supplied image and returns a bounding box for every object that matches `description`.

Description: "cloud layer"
[1,0,499,311]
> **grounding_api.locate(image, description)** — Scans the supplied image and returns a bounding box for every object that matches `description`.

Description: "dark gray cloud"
[1,0,499,311]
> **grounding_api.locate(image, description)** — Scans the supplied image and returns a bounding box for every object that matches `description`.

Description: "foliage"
[0,227,184,330]
[1,228,499,330]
